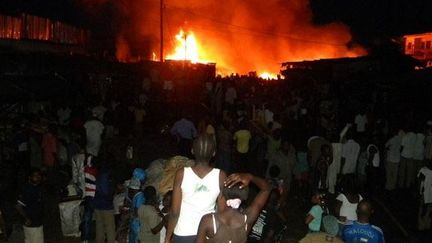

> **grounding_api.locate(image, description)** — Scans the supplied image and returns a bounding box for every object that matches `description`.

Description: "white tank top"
[174,167,221,236]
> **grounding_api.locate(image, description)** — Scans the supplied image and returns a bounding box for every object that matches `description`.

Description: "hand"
[224,173,252,189]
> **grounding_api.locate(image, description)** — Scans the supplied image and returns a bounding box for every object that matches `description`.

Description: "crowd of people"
[0,73,431,243]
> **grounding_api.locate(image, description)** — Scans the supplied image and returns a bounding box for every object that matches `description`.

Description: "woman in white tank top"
[165,135,227,243]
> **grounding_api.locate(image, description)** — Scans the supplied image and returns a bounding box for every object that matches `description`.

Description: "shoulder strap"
[244,214,248,232]
[212,214,217,234]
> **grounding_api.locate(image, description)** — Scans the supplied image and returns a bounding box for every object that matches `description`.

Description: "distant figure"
[84,114,104,156]
[196,173,271,243]
[16,168,44,243]
[341,133,360,175]
[343,200,385,243]
[170,116,197,157]
[41,126,57,168]
[417,161,432,230]
[233,122,252,172]
[215,122,232,173]
[399,128,416,188]
[384,130,402,191]
[354,112,368,134]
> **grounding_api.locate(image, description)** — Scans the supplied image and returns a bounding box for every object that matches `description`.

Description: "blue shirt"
[343,221,385,243]
[170,118,197,139]
[308,205,323,232]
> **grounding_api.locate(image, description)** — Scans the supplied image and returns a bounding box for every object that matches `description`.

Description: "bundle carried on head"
[159,156,195,194]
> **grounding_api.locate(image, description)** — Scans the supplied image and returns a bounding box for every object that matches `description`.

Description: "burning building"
[80,0,366,77]
[404,32,432,67]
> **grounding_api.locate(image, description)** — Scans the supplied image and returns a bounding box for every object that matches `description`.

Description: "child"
[138,186,166,243]
[16,168,44,243]
[196,173,271,243]
[159,191,172,243]
[305,190,327,233]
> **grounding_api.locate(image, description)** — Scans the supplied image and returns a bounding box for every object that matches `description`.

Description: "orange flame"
[166,29,212,64]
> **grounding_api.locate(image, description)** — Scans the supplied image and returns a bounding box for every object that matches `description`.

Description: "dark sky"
[1,0,432,47]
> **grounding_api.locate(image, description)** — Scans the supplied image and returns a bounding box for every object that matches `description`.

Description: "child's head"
[311,189,327,207]
[28,168,42,185]
[192,134,216,162]
[222,184,249,209]
[143,186,157,205]
[163,190,173,208]
[269,165,281,179]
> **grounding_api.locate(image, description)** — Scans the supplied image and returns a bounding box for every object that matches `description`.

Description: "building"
[404,32,432,67]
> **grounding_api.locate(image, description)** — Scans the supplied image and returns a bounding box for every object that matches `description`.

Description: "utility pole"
[160,0,164,62]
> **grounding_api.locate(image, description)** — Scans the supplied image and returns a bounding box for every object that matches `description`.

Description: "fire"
[166,30,211,64]
[259,72,278,80]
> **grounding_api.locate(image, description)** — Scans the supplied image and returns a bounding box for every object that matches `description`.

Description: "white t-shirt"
[385,135,402,163]
[174,167,220,236]
[413,133,425,160]
[84,120,104,156]
[336,193,363,222]
[342,139,360,174]
[354,114,367,133]
[418,167,432,204]
[401,132,417,159]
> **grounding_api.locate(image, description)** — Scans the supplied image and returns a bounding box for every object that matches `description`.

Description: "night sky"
[1,0,432,48]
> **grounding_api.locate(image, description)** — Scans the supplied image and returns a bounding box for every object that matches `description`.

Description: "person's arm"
[196,214,212,243]
[217,170,227,212]
[335,199,346,222]
[225,173,271,225]
[165,169,184,243]
[151,217,166,235]
[304,213,314,225]
[16,202,31,226]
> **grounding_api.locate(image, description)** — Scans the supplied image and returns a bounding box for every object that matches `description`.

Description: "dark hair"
[192,134,216,162]
[29,167,42,177]
[339,174,359,195]
[222,185,249,201]
[269,165,280,178]
[144,186,157,204]
[313,189,328,212]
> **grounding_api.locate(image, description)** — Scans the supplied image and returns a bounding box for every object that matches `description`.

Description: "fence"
[0,14,89,45]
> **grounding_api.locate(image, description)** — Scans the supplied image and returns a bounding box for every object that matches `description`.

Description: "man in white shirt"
[354,112,368,134]
[385,131,402,191]
[341,135,360,175]
[84,116,105,156]
[398,129,417,188]
[417,162,432,230]
[413,131,425,175]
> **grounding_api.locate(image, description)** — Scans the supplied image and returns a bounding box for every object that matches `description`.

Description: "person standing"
[384,131,402,191]
[16,168,44,243]
[342,200,385,243]
[138,186,166,243]
[165,135,226,243]
[233,122,252,172]
[341,134,360,175]
[84,114,104,156]
[41,126,57,168]
[170,115,197,158]
[215,122,232,173]
[399,128,416,189]
[417,162,432,230]
[93,159,115,243]
[413,130,425,175]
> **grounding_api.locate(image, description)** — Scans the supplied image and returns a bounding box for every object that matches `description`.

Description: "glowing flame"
[166,29,210,63]
[259,72,278,80]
